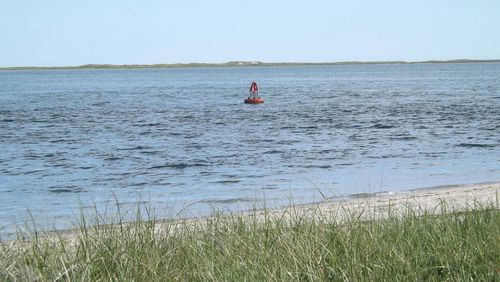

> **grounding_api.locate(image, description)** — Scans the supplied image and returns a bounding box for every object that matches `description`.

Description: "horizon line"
[1,58,500,70]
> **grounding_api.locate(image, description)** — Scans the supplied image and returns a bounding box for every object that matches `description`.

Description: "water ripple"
[1,63,499,234]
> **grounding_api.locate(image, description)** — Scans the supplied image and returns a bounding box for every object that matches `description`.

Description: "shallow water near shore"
[1,63,499,235]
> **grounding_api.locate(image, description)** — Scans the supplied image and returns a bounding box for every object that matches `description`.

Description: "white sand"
[5,182,498,244]
[247,182,500,222]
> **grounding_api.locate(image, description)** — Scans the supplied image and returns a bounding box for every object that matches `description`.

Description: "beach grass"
[1,201,499,281]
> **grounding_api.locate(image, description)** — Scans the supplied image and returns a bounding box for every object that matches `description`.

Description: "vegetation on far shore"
[1,59,500,71]
[1,201,498,281]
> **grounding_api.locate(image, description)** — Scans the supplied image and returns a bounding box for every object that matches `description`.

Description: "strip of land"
[128,181,500,235]
[189,182,499,228]
[1,59,500,70]
[7,182,500,241]
[269,181,500,221]
[15,181,500,240]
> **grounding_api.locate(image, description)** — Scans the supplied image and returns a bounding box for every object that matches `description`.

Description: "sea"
[1,63,499,236]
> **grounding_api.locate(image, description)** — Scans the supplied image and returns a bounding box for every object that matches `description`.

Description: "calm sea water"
[1,63,499,234]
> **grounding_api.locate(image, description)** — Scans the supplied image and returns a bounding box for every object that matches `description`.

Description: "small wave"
[49,139,79,143]
[276,140,299,145]
[140,151,162,155]
[39,124,57,128]
[135,122,161,127]
[337,163,354,166]
[149,163,208,170]
[316,149,336,154]
[264,150,285,154]
[22,169,45,175]
[210,180,241,184]
[367,154,402,159]
[348,134,362,141]
[104,156,122,161]
[78,166,93,170]
[49,186,84,193]
[300,126,319,130]
[46,163,68,168]
[456,143,496,148]
[24,154,41,160]
[117,145,151,151]
[112,171,136,176]
[212,153,238,159]
[178,115,195,120]
[422,152,446,158]
[31,119,51,123]
[371,124,395,129]
[302,164,332,169]
[389,136,417,141]
[198,197,253,204]
[92,101,110,106]
[479,126,499,131]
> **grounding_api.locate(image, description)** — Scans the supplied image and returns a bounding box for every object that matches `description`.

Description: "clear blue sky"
[1,0,499,67]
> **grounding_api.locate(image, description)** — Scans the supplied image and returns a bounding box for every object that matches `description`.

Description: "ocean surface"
[1,63,499,235]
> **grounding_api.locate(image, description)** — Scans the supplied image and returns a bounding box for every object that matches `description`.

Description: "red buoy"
[244,97,265,104]
[245,81,264,104]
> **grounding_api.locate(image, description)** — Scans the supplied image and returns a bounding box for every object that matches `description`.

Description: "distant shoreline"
[1,59,500,71]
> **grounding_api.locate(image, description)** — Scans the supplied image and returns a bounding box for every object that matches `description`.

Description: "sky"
[1,0,499,67]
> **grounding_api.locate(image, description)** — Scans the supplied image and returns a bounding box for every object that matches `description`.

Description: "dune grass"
[0,201,499,281]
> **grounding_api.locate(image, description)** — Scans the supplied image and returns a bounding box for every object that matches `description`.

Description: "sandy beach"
[6,182,498,241]
[2,181,498,244]
[257,182,500,221]
[324,181,498,212]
